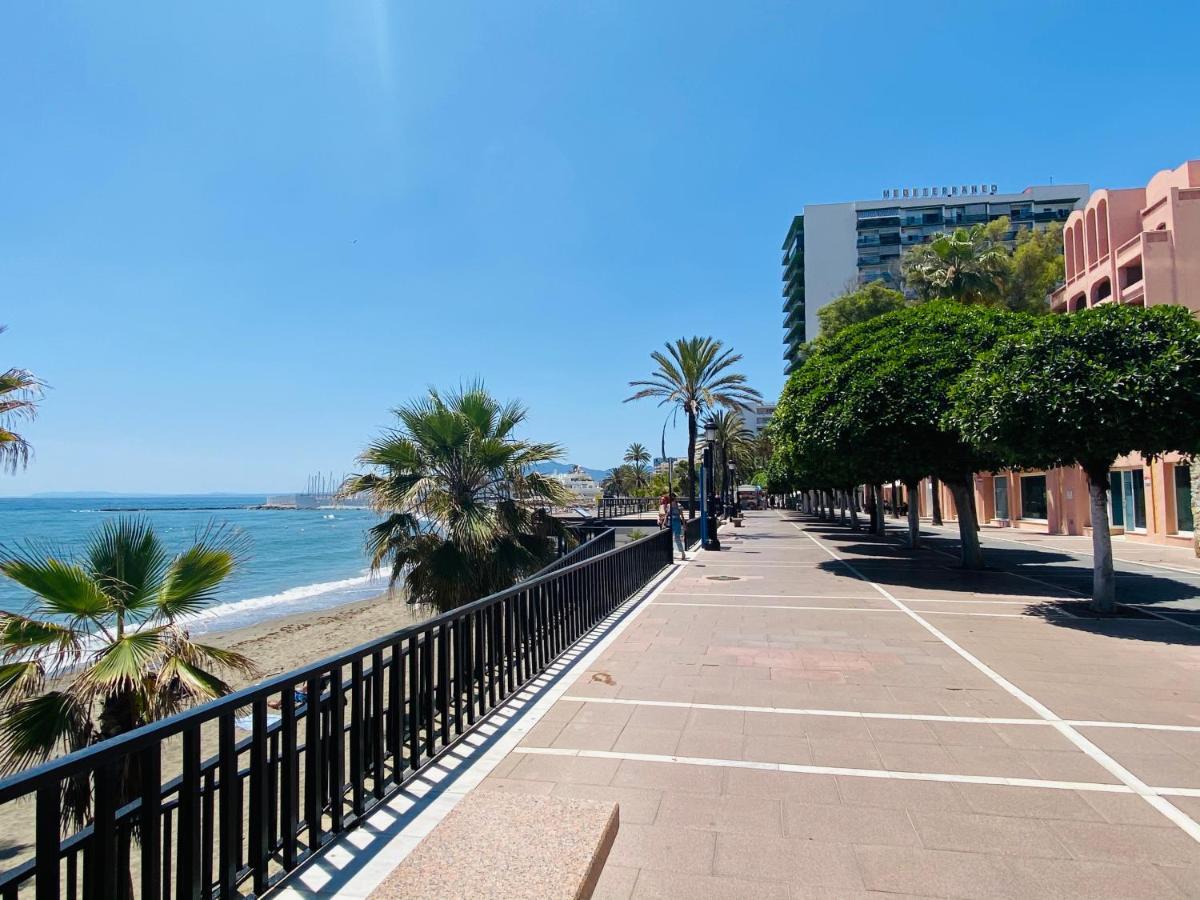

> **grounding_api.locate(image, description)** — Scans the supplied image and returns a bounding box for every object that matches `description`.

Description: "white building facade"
[782,182,1088,372]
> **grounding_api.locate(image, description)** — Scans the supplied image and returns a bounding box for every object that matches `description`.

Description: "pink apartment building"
[920,161,1200,546]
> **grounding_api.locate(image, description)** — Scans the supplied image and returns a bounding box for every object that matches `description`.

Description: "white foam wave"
[184,572,388,634]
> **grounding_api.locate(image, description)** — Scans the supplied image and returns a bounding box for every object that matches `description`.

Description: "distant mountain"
[529,462,610,482]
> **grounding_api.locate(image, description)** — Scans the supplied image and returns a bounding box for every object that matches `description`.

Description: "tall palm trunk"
[686,409,697,519]
[945,476,983,569]
[1087,469,1116,613]
[930,477,943,526]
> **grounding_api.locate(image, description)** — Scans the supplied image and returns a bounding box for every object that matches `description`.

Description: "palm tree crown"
[623,442,651,490]
[342,384,572,612]
[0,518,255,826]
[1,326,45,474]
[902,225,1008,305]
[626,337,762,514]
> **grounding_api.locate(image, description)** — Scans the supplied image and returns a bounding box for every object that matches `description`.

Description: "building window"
[1175,465,1194,534]
[1109,469,1146,532]
[993,478,1010,520]
[1019,475,1047,520]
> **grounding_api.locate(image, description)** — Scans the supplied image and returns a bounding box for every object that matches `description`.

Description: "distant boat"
[544,466,603,504]
[263,472,370,510]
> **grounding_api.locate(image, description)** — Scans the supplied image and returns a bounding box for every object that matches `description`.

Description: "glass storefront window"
[1175,465,1194,534]
[1109,469,1146,531]
[993,478,1009,520]
[1109,471,1124,526]
[1020,475,1047,520]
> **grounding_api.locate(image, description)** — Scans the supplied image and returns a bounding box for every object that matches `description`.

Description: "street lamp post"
[728,461,737,516]
[702,422,721,551]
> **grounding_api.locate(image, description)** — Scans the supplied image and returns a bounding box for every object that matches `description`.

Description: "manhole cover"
[706,575,742,582]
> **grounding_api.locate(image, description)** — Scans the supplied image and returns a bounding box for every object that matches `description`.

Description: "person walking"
[657,493,670,530]
[669,493,686,560]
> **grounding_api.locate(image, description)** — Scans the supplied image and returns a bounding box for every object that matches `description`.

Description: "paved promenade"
[480,512,1200,898]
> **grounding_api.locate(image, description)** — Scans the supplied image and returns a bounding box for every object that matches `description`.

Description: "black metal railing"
[684,516,702,549]
[0,529,674,900]
[537,527,615,576]
[595,497,658,518]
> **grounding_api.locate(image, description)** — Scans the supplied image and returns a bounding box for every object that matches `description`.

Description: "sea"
[0,496,388,634]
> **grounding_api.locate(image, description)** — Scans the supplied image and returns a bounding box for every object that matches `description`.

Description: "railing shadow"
[275,562,680,897]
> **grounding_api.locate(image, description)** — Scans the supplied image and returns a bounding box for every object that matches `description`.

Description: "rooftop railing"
[0,528,673,900]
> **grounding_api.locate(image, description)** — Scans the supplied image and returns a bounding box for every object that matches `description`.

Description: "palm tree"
[703,410,752,501]
[623,442,651,491]
[1,326,44,474]
[626,337,762,517]
[0,518,256,828]
[342,384,573,612]
[902,225,1008,305]
[601,465,633,497]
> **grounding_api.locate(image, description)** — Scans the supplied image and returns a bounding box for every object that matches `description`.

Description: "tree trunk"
[872,484,886,536]
[1087,473,1117,613]
[1192,460,1200,559]
[905,479,921,549]
[892,481,902,519]
[839,491,847,526]
[686,409,697,519]
[930,477,943,526]
[848,489,861,531]
[945,478,983,569]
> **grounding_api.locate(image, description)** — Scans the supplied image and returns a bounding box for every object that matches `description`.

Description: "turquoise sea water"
[0,496,387,633]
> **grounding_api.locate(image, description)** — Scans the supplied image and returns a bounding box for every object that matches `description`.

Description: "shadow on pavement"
[790,514,1200,644]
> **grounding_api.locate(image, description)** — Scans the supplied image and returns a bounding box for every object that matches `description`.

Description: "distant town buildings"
[782,182,1088,372]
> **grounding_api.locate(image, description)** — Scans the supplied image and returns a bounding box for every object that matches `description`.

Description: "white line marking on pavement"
[666,592,880,600]
[790,519,1200,844]
[512,746,1134,795]
[559,695,1200,734]
[654,600,1062,619]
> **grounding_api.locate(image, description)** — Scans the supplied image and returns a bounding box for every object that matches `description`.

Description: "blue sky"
[2,2,1198,495]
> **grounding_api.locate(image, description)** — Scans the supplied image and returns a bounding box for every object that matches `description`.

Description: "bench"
[370,791,619,900]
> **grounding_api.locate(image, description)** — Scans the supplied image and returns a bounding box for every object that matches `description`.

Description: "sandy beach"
[202,590,428,690]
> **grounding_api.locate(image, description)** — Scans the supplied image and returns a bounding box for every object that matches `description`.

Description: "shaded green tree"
[948,305,1200,611]
[626,337,762,517]
[774,302,1031,562]
[1007,223,1066,314]
[816,281,906,338]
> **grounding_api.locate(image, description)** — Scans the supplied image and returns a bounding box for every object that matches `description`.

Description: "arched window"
[1064,229,1076,280]
[1085,208,1098,264]
[1097,199,1109,257]
[1074,221,1085,273]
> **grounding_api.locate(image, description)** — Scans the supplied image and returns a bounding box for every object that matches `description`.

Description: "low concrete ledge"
[369,791,619,900]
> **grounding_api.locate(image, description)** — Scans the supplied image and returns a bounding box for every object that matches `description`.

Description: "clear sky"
[3,1,1199,495]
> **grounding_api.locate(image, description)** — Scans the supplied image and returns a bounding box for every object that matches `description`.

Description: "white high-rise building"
[782,182,1089,372]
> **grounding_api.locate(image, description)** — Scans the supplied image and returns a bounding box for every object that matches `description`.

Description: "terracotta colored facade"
[926,162,1200,547]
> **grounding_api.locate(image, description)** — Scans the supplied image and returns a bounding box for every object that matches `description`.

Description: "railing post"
[35,781,60,900]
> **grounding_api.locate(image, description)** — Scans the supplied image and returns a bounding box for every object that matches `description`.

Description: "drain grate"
[706,575,742,582]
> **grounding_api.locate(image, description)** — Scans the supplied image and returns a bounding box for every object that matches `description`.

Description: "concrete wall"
[802,202,858,341]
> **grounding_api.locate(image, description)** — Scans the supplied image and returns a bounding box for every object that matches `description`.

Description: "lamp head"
[704,422,718,443]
